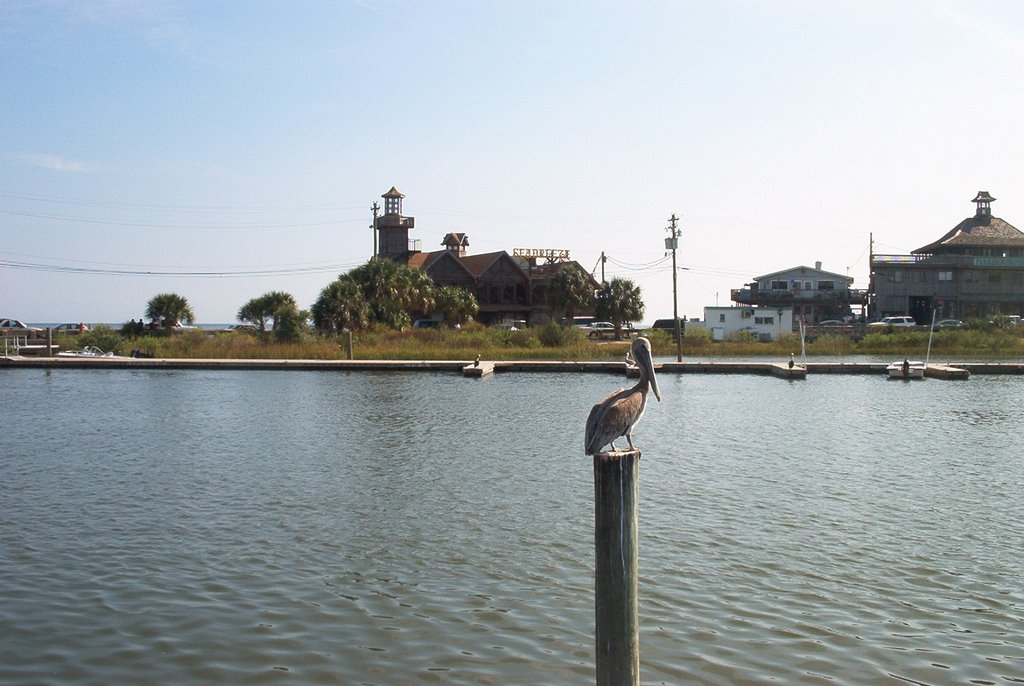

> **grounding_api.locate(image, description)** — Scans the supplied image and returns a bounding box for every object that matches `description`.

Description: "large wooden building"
[731,262,867,324]
[870,192,1024,322]
[374,187,598,325]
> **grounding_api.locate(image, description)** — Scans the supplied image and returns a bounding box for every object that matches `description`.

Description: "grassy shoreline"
[58,323,1024,361]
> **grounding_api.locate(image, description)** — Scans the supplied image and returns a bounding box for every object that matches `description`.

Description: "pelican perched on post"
[585,337,661,455]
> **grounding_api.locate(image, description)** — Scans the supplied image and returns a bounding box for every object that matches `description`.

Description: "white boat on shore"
[56,346,127,359]
[887,359,925,379]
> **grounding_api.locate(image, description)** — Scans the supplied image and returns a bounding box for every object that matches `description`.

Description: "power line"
[0,258,363,278]
[0,190,366,213]
[0,208,363,230]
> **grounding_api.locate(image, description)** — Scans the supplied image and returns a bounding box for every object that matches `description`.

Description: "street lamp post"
[665,214,682,362]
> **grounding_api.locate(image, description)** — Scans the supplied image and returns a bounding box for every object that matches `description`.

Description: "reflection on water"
[1,368,1023,684]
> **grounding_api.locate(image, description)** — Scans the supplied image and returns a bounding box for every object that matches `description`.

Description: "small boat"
[887,359,925,379]
[56,346,124,358]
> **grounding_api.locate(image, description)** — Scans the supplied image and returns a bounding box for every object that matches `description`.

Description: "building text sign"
[513,248,571,260]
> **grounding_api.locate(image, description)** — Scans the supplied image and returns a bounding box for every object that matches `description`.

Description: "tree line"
[141,258,645,341]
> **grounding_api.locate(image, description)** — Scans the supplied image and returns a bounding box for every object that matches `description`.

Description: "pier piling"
[593,449,640,686]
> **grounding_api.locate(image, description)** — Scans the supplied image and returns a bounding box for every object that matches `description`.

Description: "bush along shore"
[46,321,1024,361]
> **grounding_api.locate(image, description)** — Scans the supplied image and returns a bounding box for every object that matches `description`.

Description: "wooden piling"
[593,449,640,686]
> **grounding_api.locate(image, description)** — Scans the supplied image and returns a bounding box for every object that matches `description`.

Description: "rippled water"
[2,367,1023,684]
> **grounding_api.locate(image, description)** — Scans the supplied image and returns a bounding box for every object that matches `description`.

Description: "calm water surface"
[1,367,1023,685]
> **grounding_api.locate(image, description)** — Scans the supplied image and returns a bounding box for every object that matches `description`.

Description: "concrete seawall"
[5,355,1017,379]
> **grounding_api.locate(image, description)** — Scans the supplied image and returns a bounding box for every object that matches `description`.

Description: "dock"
[0,355,1003,379]
[462,360,495,378]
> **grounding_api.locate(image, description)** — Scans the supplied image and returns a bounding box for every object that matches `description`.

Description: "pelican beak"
[634,338,661,402]
[649,364,661,402]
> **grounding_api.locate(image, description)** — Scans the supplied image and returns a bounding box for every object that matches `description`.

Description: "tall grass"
[58,322,1024,360]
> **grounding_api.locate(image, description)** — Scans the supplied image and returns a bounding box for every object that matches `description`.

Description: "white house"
[697,306,795,342]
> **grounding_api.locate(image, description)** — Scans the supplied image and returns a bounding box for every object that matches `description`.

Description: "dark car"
[651,318,685,338]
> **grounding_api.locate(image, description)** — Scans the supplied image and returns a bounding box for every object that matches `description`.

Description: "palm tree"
[238,291,299,333]
[145,293,195,330]
[311,277,372,333]
[397,267,436,317]
[433,285,478,325]
[595,278,644,339]
[238,296,272,332]
[547,265,595,325]
[347,259,437,329]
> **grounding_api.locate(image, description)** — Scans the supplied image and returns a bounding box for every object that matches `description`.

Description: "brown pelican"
[585,336,661,455]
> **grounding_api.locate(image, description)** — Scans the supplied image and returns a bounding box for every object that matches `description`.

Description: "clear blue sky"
[3,0,1023,324]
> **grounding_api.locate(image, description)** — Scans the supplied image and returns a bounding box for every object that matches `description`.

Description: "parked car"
[868,316,916,328]
[818,320,845,326]
[53,323,89,334]
[936,319,963,329]
[990,314,1022,327]
[0,318,43,335]
[649,318,684,340]
[587,321,638,340]
[586,321,616,339]
[413,319,440,329]
[651,318,685,332]
[219,324,259,333]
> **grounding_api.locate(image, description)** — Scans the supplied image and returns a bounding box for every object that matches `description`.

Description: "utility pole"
[371,201,380,259]
[601,251,607,283]
[665,214,682,362]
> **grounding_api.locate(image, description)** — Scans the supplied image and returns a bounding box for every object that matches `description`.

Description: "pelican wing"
[585,386,641,454]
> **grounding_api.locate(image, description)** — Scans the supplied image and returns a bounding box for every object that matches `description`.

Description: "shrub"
[538,321,585,347]
[76,325,124,354]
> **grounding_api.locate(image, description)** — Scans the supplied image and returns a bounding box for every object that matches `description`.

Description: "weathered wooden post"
[344,331,353,360]
[594,449,640,685]
[46,327,53,356]
[585,337,659,686]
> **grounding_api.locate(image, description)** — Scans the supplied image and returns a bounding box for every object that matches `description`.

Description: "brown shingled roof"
[913,215,1024,254]
[458,251,512,277]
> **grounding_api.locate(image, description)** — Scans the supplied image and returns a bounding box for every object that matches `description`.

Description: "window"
[719,314,726,323]
[892,270,903,282]
[938,271,953,281]
[741,310,752,318]
[754,316,775,325]
[818,280,835,290]
[915,271,928,283]
[771,280,788,290]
